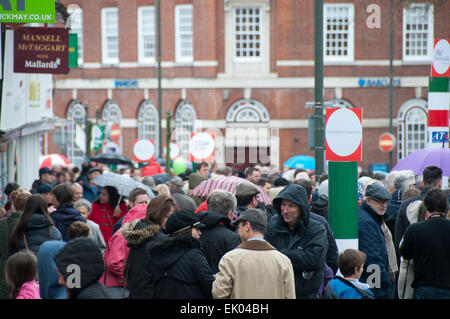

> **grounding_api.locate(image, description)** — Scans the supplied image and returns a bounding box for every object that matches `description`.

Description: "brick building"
[52,0,450,172]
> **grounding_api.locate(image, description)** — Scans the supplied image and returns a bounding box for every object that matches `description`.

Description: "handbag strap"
[22,233,30,251]
[335,276,374,299]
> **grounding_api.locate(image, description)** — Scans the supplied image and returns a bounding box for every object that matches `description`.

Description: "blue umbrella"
[283,155,315,169]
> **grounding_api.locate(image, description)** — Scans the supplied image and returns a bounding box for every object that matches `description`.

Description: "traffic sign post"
[326,108,363,252]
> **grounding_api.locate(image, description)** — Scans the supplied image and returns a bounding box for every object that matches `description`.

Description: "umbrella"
[91,172,155,198]
[151,173,172,185]
[391,148,450,176]
[90,153,133,166]
[190,176,271,204]
[40,154,72,169]
[283,155,315,170]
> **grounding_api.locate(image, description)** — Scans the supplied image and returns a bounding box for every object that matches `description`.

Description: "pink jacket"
[101,204,148,287]
[16,281,40,299]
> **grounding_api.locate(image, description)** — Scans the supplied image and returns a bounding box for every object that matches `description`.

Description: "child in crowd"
[5,250,40,299]
[325,249,374,299]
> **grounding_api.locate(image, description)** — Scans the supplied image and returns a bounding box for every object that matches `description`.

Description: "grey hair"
[394,171,416,191]
[141,176,156,189]
[384,171,398,191]
[71,182,82,190]
[207,190,237,217]
[74,198,92,215]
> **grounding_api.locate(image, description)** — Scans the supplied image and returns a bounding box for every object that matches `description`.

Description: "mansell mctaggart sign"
[14,27,69,74]
[0,0,55,23]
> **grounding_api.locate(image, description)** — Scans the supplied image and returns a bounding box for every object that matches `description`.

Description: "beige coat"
[212,239,296,299]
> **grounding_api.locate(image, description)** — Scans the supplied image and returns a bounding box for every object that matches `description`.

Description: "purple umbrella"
[391,148,450,176]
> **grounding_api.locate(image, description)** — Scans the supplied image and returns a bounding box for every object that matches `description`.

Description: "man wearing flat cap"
[235,181,276,221]
[212,208,295,299]
[358,183,397,299]
[167,176,197,213]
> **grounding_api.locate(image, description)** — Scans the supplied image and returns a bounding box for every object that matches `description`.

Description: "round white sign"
[433,39,450,74]
[326,108,362,157]
[189,133,215,160]
[134,139,155,161]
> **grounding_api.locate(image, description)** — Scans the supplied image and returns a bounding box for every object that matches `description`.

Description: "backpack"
[323,276,375,299]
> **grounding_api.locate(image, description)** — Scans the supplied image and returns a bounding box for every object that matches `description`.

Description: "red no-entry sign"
[379,132,396,152]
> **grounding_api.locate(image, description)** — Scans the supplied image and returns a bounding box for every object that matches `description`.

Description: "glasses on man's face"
[371,198,389,205]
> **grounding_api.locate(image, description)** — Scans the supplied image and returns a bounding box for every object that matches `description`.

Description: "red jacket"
[88,202,127,245]
[195,200,208,214]
[101,204,148,287]
[141,162,162,176]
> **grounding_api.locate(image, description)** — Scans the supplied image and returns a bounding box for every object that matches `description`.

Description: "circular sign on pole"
[431,39,450,77]
[379,132,396,153]
[109,123,121,144]
[133,139,155,162]
[189,132,215,162]
[325,108,363,162]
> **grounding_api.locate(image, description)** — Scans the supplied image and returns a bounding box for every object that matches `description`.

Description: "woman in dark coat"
[8,194,62,257]
[148,210,215,299]
[122,195,177,299]
[50,184,86,242]
[265,184,328,299]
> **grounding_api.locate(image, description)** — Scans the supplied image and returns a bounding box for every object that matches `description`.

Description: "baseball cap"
[232,208,267,230]
[39,167,54,177]
[168,176,184,187]
[165,210,206,235]
[365,183,391,201]
[37,183,52,194]
[235,182,260,197]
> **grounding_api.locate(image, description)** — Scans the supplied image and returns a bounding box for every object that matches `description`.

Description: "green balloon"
[173,157,187,175]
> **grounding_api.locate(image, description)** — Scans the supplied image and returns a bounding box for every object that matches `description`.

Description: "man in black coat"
[400,188,450,299]
[394,166,442,253]
[265,184,328,299]
[197,190,240,273]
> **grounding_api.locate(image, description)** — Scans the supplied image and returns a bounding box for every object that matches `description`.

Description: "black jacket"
[197,210,240,273]
[54,237,111,299]
[394,187,431,252]
[310,196,329,220]
[265,184,328,299]
[149,235,215,299]
[50,204,86,242]
[122,219,166,299]
[310,212,338,275]
[9,213,62,256]
[400,216,450,289]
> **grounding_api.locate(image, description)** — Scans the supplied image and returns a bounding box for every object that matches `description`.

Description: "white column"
[17,133,41,190]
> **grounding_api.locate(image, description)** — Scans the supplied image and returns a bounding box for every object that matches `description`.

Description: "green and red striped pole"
[427,77,450,149]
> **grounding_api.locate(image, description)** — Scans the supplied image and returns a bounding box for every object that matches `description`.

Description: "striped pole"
[427,77,450,149]
[328,161,358,252]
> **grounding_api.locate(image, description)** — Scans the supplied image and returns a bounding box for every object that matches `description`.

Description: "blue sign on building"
[115,79,138,88]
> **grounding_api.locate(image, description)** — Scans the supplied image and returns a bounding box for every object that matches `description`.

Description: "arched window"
[226,99,270,122]
[397,99,427,160]
[102,100,122,153]
[138,99,159,157]
[175,100,196,160]
[67,100,86,167]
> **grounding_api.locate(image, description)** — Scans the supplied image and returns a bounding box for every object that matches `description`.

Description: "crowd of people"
[0,160,449,300]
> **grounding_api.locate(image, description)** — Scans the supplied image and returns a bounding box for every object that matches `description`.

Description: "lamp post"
[388,0,394,170]
[156,0,163,160]
[314,0,325,185]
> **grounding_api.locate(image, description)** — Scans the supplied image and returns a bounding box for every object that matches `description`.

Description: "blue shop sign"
[115,79,138,88]
[358,78,401,88]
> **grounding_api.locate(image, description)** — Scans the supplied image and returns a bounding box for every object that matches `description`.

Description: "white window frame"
[67,100,86,167]
[138,6,156,64]
[68,6,83,65]
[323,3,354,63]
[138,100,159,157]
[101,7,119,65]
[175,100,196,160]
[402,3,434,62]
[233,6,263,62]
[175,4,194,63]
[226,99,270,123]
[397,99,428,161]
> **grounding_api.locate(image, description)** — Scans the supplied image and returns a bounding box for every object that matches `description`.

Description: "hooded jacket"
[265,184,328,299]
[37,240,67,299]
[149,235,215,299]
[50,204,86,242]
[197,210,240,273]
[358,201,394,299]
[9,213,62,256]
[101,204,148,287]
[122,219,165,299]
[54,237,111,299]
